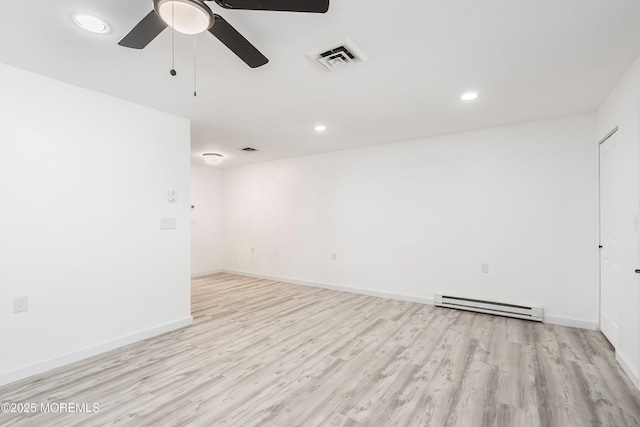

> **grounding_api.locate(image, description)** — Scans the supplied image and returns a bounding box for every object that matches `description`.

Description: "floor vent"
[306,37,369,72]
[434,294,543,322]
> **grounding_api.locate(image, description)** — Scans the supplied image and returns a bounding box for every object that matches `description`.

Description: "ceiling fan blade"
[211,0,329,13]
[209,15,268,68]
[118,11,167,49]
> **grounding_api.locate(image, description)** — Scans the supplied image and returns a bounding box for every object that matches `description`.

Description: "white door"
[600,131,621,347]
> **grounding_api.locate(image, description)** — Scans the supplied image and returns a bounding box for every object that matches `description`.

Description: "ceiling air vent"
[306,37,369,72]
[241,147,259,152]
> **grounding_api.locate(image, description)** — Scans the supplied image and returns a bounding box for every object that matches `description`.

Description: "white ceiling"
[2,0,640,167]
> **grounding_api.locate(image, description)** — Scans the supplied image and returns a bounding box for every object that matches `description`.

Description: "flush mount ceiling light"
[73,14,110,34]
[461,92,479,101]
[314,124,327,132]
[203,153,224,165]
[155,0,214,35]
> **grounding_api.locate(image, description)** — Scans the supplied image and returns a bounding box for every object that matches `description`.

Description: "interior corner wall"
[0,63,192,386]
[221,114,599,328]
[190,164,222,276]
[597,53,640,388]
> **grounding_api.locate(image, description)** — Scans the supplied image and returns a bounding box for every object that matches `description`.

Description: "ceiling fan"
[118,0,329,68]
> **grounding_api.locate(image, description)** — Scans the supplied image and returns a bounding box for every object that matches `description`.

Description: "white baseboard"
[543,315,598,331]
[221,270,599,331]
[0,316,193,388]
[191,269,222,278]
[616,350,640,390]
[221,269,434,305]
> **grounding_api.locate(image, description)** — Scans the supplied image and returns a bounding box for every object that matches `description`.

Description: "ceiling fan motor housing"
[153,0,214,35]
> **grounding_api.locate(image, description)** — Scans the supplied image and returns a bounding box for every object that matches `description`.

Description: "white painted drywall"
[0,63,192,385]
[221,114,599,328]
[191,165,222,276]
[597,53,640,388]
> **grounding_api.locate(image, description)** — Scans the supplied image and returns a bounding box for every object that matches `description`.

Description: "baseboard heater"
[434,294,543,322]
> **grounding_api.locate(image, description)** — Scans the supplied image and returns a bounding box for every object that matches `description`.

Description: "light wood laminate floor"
[2,273,640,426]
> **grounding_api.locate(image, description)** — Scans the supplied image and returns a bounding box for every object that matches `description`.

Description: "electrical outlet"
[481,263,489,273]
[250,247,254,254]
[13,296,28,313]
[160,218,177,230]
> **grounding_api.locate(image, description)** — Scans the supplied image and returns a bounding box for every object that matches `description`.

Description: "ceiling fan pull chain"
[193,36,197,97]
[170,1,176,76]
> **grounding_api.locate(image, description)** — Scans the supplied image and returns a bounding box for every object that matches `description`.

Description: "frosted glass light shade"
[156,0,213,35]
[203,153,223,165]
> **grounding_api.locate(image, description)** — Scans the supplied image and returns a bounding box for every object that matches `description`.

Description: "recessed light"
[73,14,110,34]
[314,125,327,132]
[461,92,478,101]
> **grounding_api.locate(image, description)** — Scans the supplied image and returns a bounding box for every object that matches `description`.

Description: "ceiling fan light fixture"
[203,153,224,165]
[155,0,213,35]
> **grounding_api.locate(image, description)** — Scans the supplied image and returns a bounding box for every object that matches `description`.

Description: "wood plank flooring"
[2,273,640,426]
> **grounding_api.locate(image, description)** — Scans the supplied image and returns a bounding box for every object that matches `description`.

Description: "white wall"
[0,63,192,386]
[597,54,640,388]
[191,165,222,276]
[222,114,599,328]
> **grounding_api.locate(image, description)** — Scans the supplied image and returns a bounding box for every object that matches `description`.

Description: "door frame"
[598,125,618,337]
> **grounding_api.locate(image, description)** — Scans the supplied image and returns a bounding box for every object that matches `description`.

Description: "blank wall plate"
[481,263,489,273]
[14,296,28,313]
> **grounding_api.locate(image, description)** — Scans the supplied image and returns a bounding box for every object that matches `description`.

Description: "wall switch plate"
[14,296,28,313]
[160,218,177,230]
[332,252,337,261]
[481,263,489,273]
[250,247,254,254]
